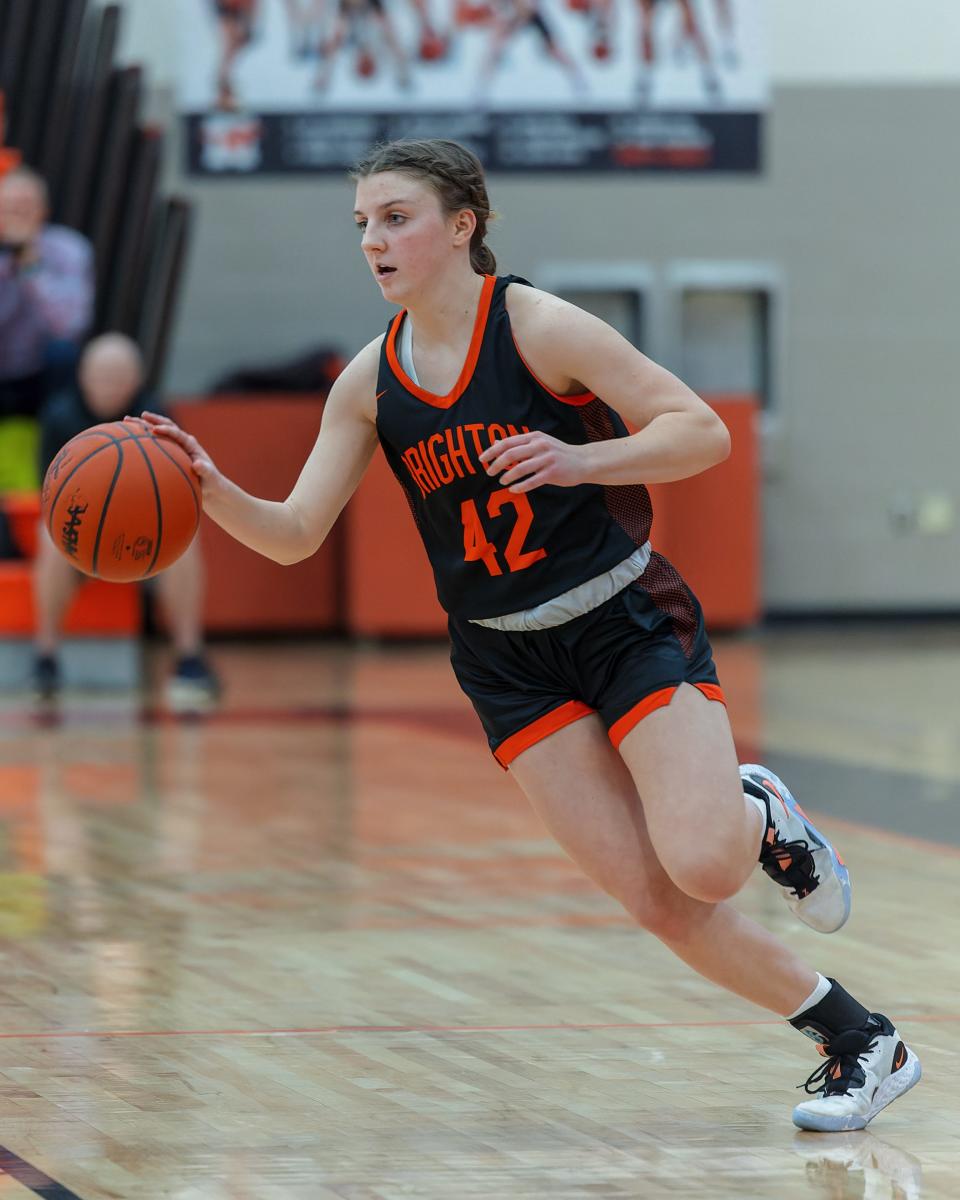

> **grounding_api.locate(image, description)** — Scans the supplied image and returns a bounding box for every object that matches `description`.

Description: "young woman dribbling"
[138,139,920,1132]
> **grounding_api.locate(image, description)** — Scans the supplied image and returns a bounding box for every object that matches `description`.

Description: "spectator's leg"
[154,538,205,657]
[34,521,83,654]
[155,540,220,708]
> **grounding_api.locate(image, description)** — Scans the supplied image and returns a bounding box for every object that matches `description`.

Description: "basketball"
[39,420,201,582]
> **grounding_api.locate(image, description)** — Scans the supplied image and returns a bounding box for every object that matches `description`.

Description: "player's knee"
[668,856,743,905]
[619,880,701,942]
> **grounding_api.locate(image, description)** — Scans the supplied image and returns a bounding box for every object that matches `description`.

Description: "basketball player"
[137,139,921,1132]
[636,0,719,105]
[475,0,587,101]
[209,0,260,111]
[279,0,327,59]
[313,0,411,93]
[710,0,738,69]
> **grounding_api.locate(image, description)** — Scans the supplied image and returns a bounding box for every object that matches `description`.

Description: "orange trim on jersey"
[608,682,727,749]
[511,333,595,406]
[385,273,497,409]
[494,700,595,768]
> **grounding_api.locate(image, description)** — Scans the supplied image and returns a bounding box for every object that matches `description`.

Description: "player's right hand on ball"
[126,412,222,500]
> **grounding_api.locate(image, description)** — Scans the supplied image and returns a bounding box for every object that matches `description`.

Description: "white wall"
[771,1,960,83]
[108,0,960,87]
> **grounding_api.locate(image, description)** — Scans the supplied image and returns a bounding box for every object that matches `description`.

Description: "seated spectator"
[0,166,93,492]
[34,333,220,709]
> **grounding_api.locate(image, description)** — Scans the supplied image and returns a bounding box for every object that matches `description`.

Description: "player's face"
[354,172,456,301]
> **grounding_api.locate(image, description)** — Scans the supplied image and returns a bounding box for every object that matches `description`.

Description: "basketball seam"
[46,435,125,538]
[91,445,126,577]
[145,434,201,527]
[125,433,164,577]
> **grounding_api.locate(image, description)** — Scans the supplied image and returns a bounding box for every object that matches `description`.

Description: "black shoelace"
[759,835,819,899]
[801,1026,878,1096]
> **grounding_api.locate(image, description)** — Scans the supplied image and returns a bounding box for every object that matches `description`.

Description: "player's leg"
[634,0,656,102]
[373,11,412,87]
[454,607,920,1130]
[712,0,737,66]
[676,0,720,98]
[520,9,586,92]
[614,683,919,1130]
[280,0,310,58]
[314,13,348,89]
[509,712,818,1015]
[476,11,520,94]
[214,6,254,110]
[32,521,83,696]
[615,683,850,931]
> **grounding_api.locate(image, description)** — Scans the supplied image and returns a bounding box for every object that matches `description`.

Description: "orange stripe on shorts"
[494,700,595,769]
[608,682,726,749]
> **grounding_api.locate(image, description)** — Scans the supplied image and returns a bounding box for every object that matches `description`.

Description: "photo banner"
[180,0,766,174]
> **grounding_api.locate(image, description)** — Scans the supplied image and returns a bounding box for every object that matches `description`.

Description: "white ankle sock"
[787,973,832,1021]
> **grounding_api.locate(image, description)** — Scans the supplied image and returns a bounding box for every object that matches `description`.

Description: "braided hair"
[351,139,497,275]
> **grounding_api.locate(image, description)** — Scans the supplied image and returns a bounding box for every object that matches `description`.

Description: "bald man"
[34,334,219,708]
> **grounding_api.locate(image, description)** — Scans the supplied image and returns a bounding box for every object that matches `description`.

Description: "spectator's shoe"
[740,764,852,933]
[32,654,61,702]
[793,1014,921,1132]
[165,655,220,713]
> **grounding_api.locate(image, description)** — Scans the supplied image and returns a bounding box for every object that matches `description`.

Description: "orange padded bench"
[344,393,760,637]
[0,494,140,638]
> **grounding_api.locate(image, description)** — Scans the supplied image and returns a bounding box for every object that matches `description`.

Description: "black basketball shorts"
[448,553,725,768]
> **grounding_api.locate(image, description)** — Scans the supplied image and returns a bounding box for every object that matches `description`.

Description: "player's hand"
[125,412,223,500]
[479,431,588,493]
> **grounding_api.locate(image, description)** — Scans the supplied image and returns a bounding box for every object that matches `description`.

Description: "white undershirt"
[398,314,420,386]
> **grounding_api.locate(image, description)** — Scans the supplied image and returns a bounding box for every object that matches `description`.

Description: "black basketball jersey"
[375,274,654,620]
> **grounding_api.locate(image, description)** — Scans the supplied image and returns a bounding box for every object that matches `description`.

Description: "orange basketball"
[40,421,201,582]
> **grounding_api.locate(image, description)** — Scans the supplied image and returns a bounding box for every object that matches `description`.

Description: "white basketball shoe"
[793,1013,922,1132]
[740,764,852,934]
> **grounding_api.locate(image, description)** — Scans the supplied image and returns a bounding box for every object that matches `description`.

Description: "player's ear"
[451,207,477,248]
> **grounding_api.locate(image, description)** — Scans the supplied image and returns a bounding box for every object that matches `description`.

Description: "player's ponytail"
[469,239,497,275]
[351,139,497,275]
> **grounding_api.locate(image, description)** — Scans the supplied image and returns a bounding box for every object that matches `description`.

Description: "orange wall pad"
[647,394,760,630]
[170,398,340,632]
[345,447,446,636]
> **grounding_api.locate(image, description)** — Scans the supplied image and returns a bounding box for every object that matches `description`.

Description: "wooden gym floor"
[0,623,957,1199]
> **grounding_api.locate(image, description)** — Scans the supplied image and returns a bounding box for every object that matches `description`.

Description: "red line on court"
[0,1014,954,1041]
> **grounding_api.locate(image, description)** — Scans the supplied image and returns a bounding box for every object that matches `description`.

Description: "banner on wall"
[180,0,766,174]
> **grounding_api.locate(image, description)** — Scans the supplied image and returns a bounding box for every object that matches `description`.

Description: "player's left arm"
[482,286,730,492]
